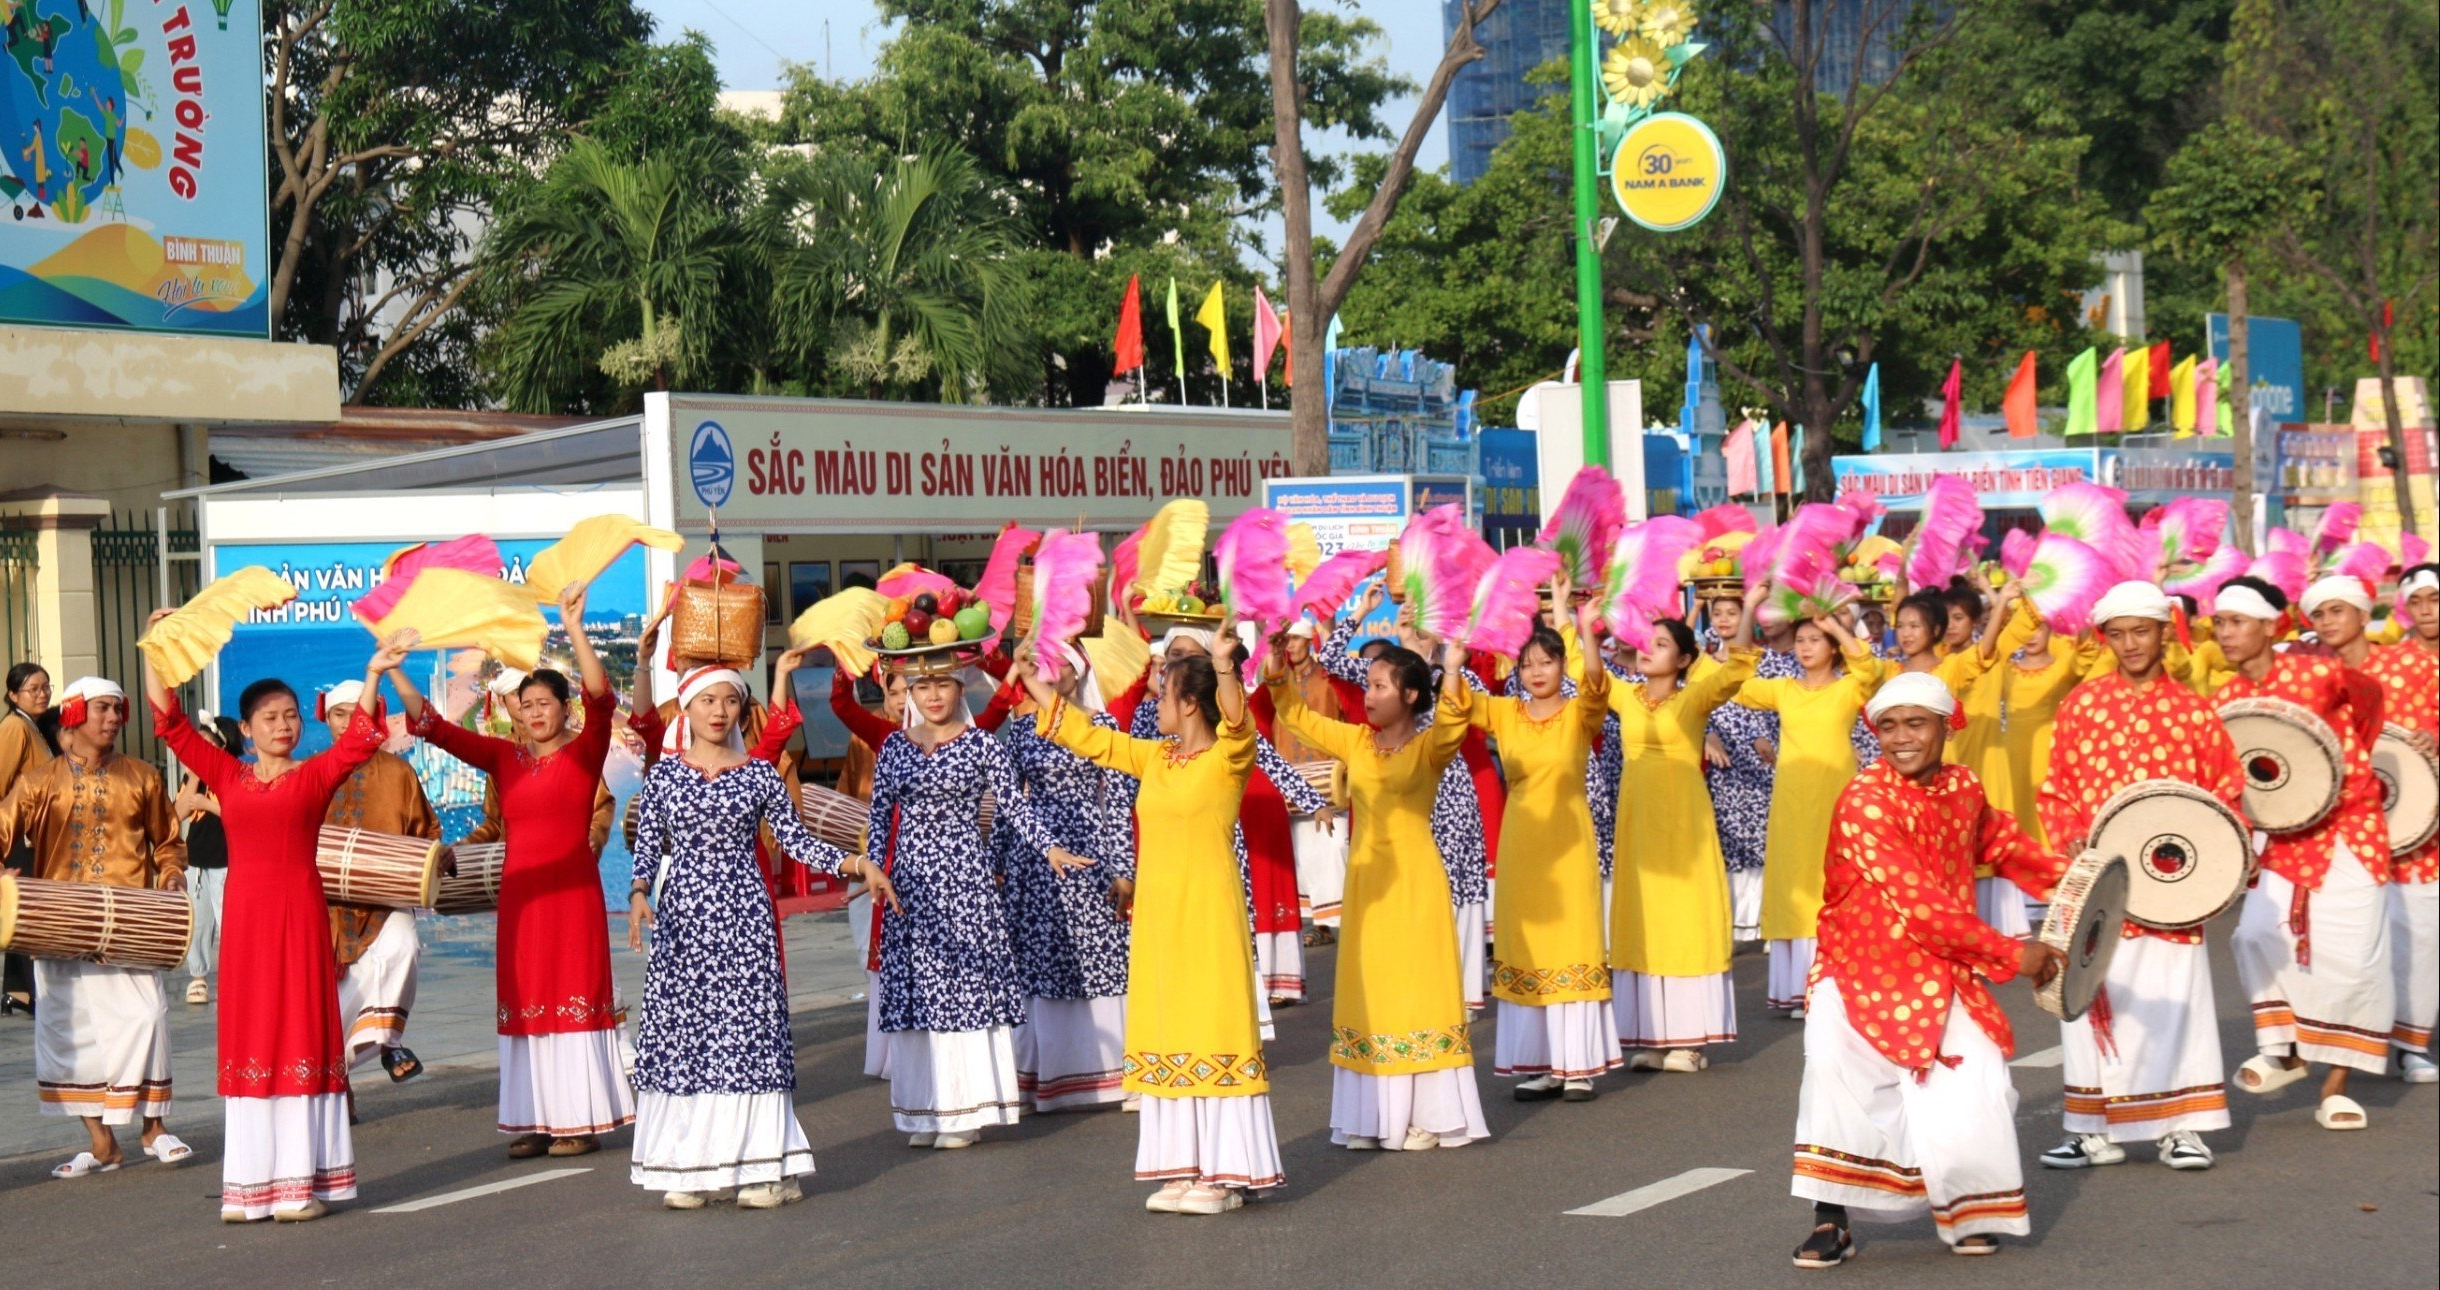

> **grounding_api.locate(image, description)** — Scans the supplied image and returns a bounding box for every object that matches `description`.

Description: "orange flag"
[1770,421,1793,494]
[2003,351,2039,438]
[1280,307,1294,387]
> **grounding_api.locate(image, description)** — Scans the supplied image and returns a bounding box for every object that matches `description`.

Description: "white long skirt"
[1601,876,1616,952]
[1293,819,1348,926]
[889,1026,1024,1133]
[2392,877,2438,1056]
[34,959,171,1124]
[1455,901,1486,1010]
[1328,1066,1491,1148]
[630,1090,814,1193]
[2060,934,2228,1142]
[1612,969,1738,1050]
[1136,1094,1286,1189]
[2233,847,2396,1074]
[221,1093,355,1219]
[1015,996,1128,1112]
[499,1029,636,1137]
[1492,999,1621,1078]
[1976,877,2032,938]
[1791,980,2028,1245]
[336,911,419,1065]
[1255,930,1305,1001]
[1767,938,1817,1011]
[1729,869,1764,943]
[850,894,890,1079]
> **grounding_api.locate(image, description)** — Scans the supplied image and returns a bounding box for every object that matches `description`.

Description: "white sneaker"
[2157,1130,2214,1170]
[2400,1052,2438,1084]
[907,1132,937,1148]
[2038,1133,2126,1169]
[661,1190,707,1210]
[1343,1135,1380,1151]
[932,1131,977,1150]
[1660,1049,1707,1073]
[1400,1126,1440,1151]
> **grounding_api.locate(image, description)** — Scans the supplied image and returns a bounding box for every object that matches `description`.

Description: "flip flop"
[2314,1094,2368,1130]
[51,1151,121,1179]
[381,1046,423,1083]
[2235,1055,2309,1095]
[144,1134,194,1165]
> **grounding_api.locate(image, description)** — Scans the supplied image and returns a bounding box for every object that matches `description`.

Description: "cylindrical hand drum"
[2035,850,2131,1022]
[1290,760,1348,809]
[797,784,870,852]
[2088,780,2255,930]
[2218,697,2344,835]
[434,842,505,915]
[2373,723,2440,857]
[0,874,193,971]
[315,826,444,910]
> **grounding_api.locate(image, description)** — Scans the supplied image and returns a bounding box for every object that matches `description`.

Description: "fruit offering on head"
[954,604,992,640]
[886,596,911,623]
[928,617,960,645]
[879,621,912,650]
[1176,594,1204,614]
[904,608,934,639]
[912,592,939,616]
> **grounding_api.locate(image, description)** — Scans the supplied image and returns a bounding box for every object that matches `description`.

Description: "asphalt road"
[1,937,2432,1290]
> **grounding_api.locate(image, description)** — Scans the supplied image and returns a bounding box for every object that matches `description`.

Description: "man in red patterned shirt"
[2212,576,2393,1130]
[1789,673,2065,1268]
[2320,563,2439,1081]
[2034,582,2246,1173]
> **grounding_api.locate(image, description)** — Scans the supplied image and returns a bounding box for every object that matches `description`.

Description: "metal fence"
[0,530,34,672]
[90,509,200,766]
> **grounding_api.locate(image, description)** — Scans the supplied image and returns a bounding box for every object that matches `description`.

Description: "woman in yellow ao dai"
[1267,635,1487,1151]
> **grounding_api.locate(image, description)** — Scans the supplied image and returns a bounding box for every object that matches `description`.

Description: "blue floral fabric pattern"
[629,757,846,1095]
[1319,621,1486,907]
[997,715,1131,1001]
[1703,646,1796,874]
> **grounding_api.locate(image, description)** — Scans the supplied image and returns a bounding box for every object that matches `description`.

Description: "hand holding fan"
[138,567,300,688]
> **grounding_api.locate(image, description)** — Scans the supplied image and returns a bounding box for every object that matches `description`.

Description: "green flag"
[1165,277,1184,385]
[2063,346,2098,437]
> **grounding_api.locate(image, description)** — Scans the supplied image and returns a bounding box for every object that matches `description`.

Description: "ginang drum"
[0,874,194,972]
[2088,780,2255,930]
[2373,723,2440,857]
[315,826,444,910]
[433,842,505,915]
[1291,761,1349,810]
[797,784,871,853]
[2035,850,2131,1022]
[2219,697,2344,835]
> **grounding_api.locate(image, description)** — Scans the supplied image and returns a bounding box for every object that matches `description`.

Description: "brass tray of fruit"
[872,587,999,655]
[1135,582,1226,636]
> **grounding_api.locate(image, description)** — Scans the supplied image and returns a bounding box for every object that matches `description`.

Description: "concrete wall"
[0,425,202,516]
[0,324,338,426]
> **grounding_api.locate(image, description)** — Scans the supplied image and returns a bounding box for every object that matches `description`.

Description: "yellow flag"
[2120,345,2151,430]
[1195,282,1230,371]
[2169,355,2198,436]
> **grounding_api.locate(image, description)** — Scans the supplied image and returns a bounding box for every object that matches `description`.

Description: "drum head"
[2221,699,2344,835]
[2038,852,2130,1022]
[2089,781,2254,929]
[2374,725,2440,857]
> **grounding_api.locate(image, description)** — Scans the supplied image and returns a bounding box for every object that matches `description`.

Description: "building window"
[789,561,833,619]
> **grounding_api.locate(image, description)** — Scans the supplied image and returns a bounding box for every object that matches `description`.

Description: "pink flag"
[1724,419,1759,497]
[1252,285,1283,380]
[2194,356,2220,436]
[1939,359,1963,448]
[2096,347,2124,434]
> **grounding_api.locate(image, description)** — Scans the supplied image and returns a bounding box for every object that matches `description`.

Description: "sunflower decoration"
[1594,0,1643,37]
[1638,0,1697,47]
[1602,36,1673,109]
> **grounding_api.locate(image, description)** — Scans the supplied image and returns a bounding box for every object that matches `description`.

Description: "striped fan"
[2246,548,2309,604]
[977,525,1042,636]
[1905,477,1983,589]
[1026,529,1106,680]
[1602,516,1702,649]
[2163,545,2247,603]
[1285,523,1323,581]
[353,535,503,626]
[1399,505,1495,641]
[139,567,300,688]
[1215,508,1294,638]
[2021,534,2111,635]
[1465,546,1562,657]
[1133,499,1209,599]
[1536,466,1626,588]
[1292,548,1388,625]
[2039,483,2146,582]
[2311,502,2361,556]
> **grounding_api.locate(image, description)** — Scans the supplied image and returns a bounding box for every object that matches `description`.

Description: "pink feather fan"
[1536,466,1626,589]
[1835,489,1885,543]
[1755,504,1855,627]
[1293,548,1388,624]
[1693,504,1759,541]
[1603,516,1702,651]
[977,525,1042,635]
[2163,545,2247,602]
[1905,477,1982,589]
[2039,482,2147,582]
[2246,548,2309,604]
[1999,528,2037,580]
[2322,541,2391,584]
[1107,527,1144,610]
[1399,505,1494,641]
[353,534,503,625]
[1466,546,1562,657]
[2145,496,2229,568]
[2264,527,2308,558]
[1025,529,1105,680]
[2021,534,2112,635]
[1215,507,1294,638]
[878,565,960,601]
[2311,502,2361,555]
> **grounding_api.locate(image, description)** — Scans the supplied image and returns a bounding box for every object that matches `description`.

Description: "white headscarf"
[316,679,366,722]
[2405,568,2440,598]
[2092,581,2174,626]
[1865,671,1956,723]
[1156,627,1216,658]
[2300,575,2373,615]
[664,666,748,755]
[2213,584,2281,623]
[62,676,125,705]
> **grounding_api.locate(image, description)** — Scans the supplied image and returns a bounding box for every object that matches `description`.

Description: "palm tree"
[485,139,742,411]
[764,149,1034,402]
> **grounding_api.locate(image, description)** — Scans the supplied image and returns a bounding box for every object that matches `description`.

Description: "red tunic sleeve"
[1837,788,2023,985]
[152,694,239,795]
[410,701,513,775]
[973,678,1021,734]
[829,668,899,749]
[752,700,803,764]
[1105,674,1149,732]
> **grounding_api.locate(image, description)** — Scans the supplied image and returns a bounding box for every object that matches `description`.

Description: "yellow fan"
[1133,499,1209,599]
[137,567,298,687]
[790,588,890,677]
[1285,522,1322,581]
[369,569,550,671]
[1081,628,1152,711]
[525,515,684,603]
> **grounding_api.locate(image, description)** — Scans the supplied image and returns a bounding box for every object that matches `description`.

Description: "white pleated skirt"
[1492,998,1622,1078]
[889,1026,1024,1133]
[1729,869,1764,942]
[498,1029,636,1137]
[1015,995,1128,1111]
[1328,1066,1491,1147]
[1136,1093,1286,1189]
[1768,938,1817,1011]
[1612,969,1738,1049]
[1455,901,1487,1009]
[630,1090,814,1193]
[1976,877,2032,939]
[1255,931,1305,1001]
[221,1093,355,1219]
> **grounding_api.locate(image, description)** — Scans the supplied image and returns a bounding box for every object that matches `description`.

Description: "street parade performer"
[315,679,439,1090]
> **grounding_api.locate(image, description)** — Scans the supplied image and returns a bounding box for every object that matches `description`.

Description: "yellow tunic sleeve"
[1734,676,1788,712]
[1422,685,1471,770]
[1216,708,1258,777]
[1574,660,1611,741]
[1845,647,1887,700]
[1039,699,1156,779]
[1463,686,1504,738]
[1267,676,1367,763]
[1683,646,1759,717]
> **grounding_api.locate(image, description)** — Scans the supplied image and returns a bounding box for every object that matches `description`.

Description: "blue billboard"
[2206,314,2306,424]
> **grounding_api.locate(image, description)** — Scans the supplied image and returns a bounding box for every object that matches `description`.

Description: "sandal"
[381,1046,424,1083]
[1792,1223,1855,1269]
[2235,1054,2309,1095]
[51,1151,121,1179]
[143,1133,194,1165]
[1952,1235,2001,1256]
[2314,1094,2368,1131]
[507,1133,552,1159]
[546,1135,600,1157]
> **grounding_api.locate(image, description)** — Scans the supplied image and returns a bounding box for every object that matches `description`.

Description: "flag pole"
[1219,374,1229,409]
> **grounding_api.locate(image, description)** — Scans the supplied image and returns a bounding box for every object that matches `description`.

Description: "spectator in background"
[2,660,55,1015]
[175,715,244,1005]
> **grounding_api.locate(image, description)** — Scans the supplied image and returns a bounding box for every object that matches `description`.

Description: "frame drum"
[2088,780,2255,930]
[2219,697,2344,835]
[2035,850,2131,1022]
[2373,723,2440,857]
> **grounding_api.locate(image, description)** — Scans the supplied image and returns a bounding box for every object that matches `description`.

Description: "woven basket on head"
[672,580,765,666]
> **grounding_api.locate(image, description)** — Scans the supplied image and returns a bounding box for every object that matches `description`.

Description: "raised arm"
[559,584,610,699]
[403,681,513,775]
[1684,646,1760,718]
[1036,697,1155,780]
[1264,663,1366,762]
[829,667,900,750]
[1316,615,1370,686]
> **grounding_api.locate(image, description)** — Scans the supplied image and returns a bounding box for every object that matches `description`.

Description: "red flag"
[1113,274,1145,374]
[1279,307,1294,387]
[1770,421,1793,494]
[1939,359,1963,448]
[2003,350,2039,438]
[2147,340,2171,398]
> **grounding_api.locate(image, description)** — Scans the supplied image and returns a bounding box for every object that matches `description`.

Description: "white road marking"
[371,1167,591,1213]
[1566,1167,1752,1217]
[2012,1045,2065,1069]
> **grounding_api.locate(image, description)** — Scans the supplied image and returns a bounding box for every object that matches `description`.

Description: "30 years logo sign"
[1610,112,1726,233]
